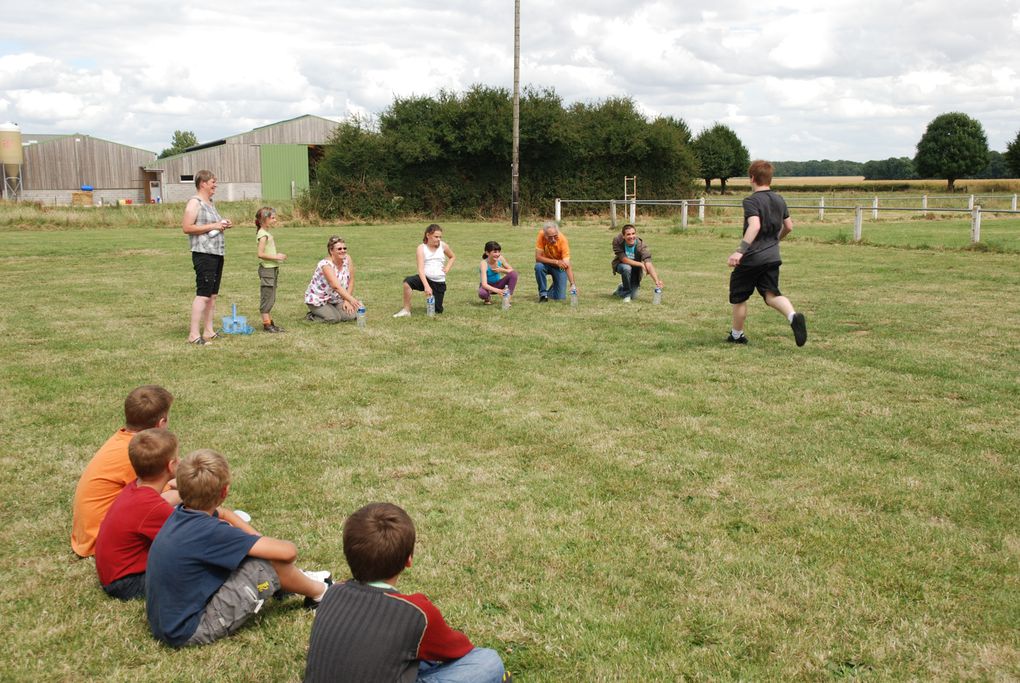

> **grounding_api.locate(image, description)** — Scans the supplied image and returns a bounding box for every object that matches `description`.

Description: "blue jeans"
[615,263,643,298]
[417,647,506,683]
[535,262,567,300]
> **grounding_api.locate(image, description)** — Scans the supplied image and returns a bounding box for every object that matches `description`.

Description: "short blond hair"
[177,449,230,511]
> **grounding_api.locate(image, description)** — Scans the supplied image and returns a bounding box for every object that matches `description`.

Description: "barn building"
[17,133,156,205]
[6,114,339,205]
[145,114,339,203]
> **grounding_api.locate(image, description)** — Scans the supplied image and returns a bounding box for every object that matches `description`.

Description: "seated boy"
[304,502,510,683]
[94,428,179,600]
[71,385,178,557]
[145,449,331,647]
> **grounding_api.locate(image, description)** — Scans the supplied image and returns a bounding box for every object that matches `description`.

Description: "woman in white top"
[393,224,456,317]
[304,236,360,323]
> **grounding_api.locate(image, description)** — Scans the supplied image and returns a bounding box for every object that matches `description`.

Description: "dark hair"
[482,240,501,259]
[128,428,178,479]
[255,206,275,232]
[343,502,416,582]
[194,169,215,190]
[124,385,173,431]
[749,160,774,186]
[422,224,442,244]
[621,224,636,235]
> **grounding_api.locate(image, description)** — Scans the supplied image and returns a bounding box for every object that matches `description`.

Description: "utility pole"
[511,0,520,226]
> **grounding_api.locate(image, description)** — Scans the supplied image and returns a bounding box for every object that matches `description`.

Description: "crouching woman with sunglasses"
[304,236,361,323]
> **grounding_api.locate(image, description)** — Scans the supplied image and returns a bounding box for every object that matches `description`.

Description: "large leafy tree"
[1005,130,1020,178]
[158,130,198,158]
[914,113,988,191]
[692,124,749,192]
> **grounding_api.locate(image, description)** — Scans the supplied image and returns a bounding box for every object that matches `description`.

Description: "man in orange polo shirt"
[534,221,577,302]
[71,385,176,557]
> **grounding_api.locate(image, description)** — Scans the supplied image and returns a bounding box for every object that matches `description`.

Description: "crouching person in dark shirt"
[304,502,511,683]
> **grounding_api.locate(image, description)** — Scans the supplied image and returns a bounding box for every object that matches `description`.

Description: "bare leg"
[202,293,218,337]
[731,301,748,333]
[764,291,794,318]
[272,560,327,599]
[190,296,210,341]
[401,282,413,311]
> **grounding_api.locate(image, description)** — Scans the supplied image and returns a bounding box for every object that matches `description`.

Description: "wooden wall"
[22,136,155,190]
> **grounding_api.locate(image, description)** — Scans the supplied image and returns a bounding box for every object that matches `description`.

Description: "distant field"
[1,206,1018,681]
[725,176,1020,193]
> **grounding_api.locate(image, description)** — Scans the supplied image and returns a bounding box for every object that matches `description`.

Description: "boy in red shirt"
[94,428,179,600]
[304,502,510,682]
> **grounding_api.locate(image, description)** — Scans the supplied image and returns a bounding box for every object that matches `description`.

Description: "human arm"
[248,536,298,563]
[182,198,231,235]
[217,507,259,535]
[442,243,456,274]
[322,261,360,312]
[644,260,664,288]
[728,216,762,268]
[257,235,286,262]
[416,245,433,296]
[402,594,475,661]
[779,216,794,240]
[346,256,355,297]
[566,263,577,290]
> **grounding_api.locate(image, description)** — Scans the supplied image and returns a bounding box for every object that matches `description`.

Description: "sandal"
[206,331,222,340]
[187,337,207,345]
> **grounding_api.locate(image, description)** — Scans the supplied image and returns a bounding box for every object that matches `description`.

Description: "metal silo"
[0,122,23,200]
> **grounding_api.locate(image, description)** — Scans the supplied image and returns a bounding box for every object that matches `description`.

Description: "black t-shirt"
[741,190,788,266]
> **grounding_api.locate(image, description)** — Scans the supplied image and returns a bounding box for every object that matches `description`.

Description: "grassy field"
[1,201,1018,681]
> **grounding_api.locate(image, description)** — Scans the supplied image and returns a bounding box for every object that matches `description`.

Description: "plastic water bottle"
[426,296,436,317]
[356,304,366,328]
[501,286,511,310]
[653,287,662,305]
[570,286,578,307]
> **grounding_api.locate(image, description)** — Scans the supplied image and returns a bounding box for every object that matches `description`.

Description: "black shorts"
[403,275,447,313]
[729,261,782,304]
[193,252,224,297]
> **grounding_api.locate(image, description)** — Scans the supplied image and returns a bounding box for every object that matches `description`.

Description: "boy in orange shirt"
[71,385,177,557]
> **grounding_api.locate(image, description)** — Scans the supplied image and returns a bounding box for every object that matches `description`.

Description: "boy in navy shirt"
[146,449,330,647]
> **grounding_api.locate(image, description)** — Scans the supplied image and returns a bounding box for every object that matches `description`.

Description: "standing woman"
[182,170,231,345]
[477,240,518,305]
[304,236,360,323]
[393,224,456,317]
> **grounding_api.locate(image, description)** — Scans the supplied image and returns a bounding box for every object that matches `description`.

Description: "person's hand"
[220,219,233,229]
[728,252,743,267]
[424,285,433,296]
[655,279,664,288]
[342,300,356,314]
[277,253,287,261]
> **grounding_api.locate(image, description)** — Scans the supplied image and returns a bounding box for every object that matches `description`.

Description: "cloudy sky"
[1,1,1018,161]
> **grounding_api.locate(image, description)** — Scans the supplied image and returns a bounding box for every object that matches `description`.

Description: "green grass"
[1,206,1018,681]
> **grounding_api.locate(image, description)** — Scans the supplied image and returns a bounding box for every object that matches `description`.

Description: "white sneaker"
[392,309,411,318]
[301,569,332,583]
[623,296,632,303]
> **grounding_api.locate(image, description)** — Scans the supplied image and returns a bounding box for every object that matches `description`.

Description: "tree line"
[301,86,699,219]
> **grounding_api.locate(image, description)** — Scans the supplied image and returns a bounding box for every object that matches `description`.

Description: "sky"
[1,0,1018,162]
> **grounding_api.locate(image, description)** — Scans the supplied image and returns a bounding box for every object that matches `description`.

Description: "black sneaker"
[726,333,748,344]
[791,313,807,347]
[539,295,549,303]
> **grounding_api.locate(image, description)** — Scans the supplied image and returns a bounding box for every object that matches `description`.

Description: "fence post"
[818,196,825,220]
[968,194,974,210]
[971,205,981,243]
[854,207,863,242]
[922,194,928,211]
[555,198,561,223]
[698,197,705,221]
[872,196,879,220]
[681,200,688,228]
[610,200,617,229]
[1012,194,1018,211]
[629,200,636,224]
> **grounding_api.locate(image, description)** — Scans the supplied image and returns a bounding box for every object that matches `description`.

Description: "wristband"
[736,240,751,254]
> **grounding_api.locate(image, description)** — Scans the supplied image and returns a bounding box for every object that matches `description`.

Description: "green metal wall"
[260,144,309,200]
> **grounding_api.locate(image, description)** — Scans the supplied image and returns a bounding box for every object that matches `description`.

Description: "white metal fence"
[553,195,1020,244]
